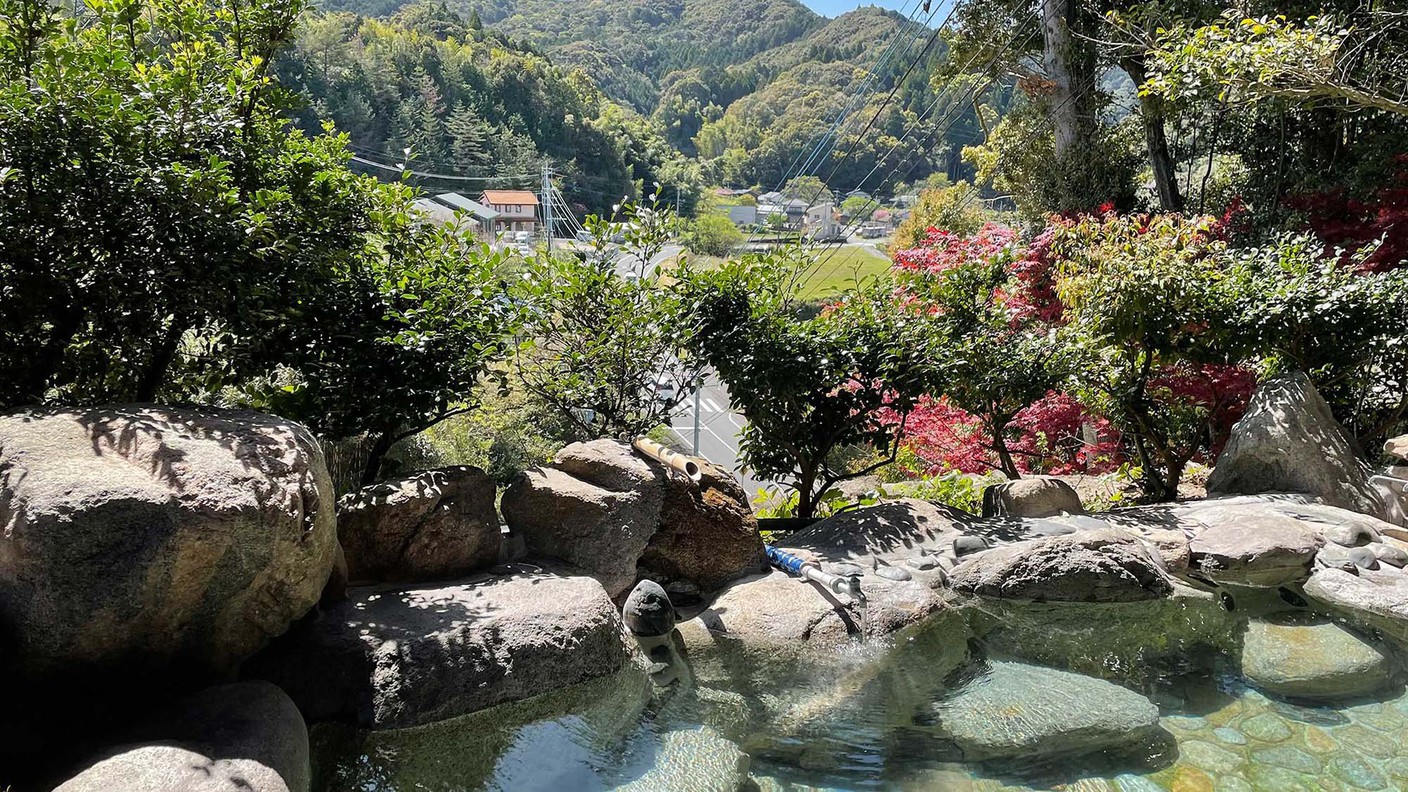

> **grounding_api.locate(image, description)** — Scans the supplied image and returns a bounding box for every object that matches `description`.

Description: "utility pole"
[541,162,553,253]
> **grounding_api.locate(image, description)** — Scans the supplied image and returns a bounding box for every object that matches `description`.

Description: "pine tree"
[447,105,492,173]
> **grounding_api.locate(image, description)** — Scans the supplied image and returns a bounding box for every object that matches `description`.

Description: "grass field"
[660,243,894,301]
[796,246,892,299]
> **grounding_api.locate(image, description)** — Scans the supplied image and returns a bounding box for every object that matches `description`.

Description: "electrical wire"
[743,0,943,247]
[348,154,538,184]
[803,87,1079,292]
[796,22,1045,290]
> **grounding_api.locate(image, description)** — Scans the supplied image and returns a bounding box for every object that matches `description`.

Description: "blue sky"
[802,0,916,17]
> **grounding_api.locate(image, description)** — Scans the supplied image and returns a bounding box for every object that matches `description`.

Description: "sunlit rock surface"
[927,660,1162,762]
[246,568,630,729]
[1242,615,1397,701]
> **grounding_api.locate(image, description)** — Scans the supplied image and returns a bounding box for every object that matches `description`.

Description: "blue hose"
[766,544,866,610]
[766,545,808,575]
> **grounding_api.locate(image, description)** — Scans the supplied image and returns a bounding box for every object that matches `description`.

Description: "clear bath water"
[312,598,1408,792]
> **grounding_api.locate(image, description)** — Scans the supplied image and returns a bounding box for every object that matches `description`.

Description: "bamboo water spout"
[631,436,702,483]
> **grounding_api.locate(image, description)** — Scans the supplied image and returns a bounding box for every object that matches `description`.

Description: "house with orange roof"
[479,190,540,234]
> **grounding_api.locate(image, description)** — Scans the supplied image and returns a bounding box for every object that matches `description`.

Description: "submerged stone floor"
[312,639,1408,792]
[843,671,1408,791]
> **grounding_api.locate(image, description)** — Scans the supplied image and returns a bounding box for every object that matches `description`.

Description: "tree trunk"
[1041,0,1095,160]
[990,418,1021,480]
[360,431,397,488]
[1159,456,1187,503]
[1123,56,1184,212]
[135,320,186,402]
[795,465,819,521]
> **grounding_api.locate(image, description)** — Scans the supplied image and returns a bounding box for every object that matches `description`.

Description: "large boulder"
[981,476,1084,518]
[783,498,966,562]
[336,466,499,584]
[687,568,943,646]
[961,589,1239,686]
[0,405,337,681]
[928,660,1161,761]
[54,682,309,792]
[501,440,763,597]
[638,460,767,593]
[1304,566,1408,643]
[1186,504,1322,587]
[1241,616,1396,701]
[245,569,631,729]
[1207,373,1390,520]
[950,529,1174,602]
[681,501,961,649]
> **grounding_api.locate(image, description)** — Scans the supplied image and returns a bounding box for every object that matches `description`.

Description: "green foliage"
[513,202,705,440]
[1053,213,1244,500]
[752,469,986,518]
[892,181,986,249]
[895,227,1067,479]
[1227,236,1408,447]
[964,105,1143,222]
[840,194,878,221]
[678,249,940,519]
[0,0,519,486]
[892,471,987,515]
[1131,3,1408,230]
[322,0,822,112]
[418,383,573,486]
[0,0,374,409]
[683,213,745,257]
[280,6,693,213]
[243,221,519,485]
[1146,11,1408,116]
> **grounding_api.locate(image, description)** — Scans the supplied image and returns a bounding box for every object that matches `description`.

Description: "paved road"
[616,243,681,279]
[667,372,770,499]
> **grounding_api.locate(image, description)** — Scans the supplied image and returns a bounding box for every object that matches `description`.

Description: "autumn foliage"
[890,214,1260,494]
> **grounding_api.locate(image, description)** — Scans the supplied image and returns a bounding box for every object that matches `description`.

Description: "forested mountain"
[300,0,982,194]
[277,4,699,212]
[320,0,823,111]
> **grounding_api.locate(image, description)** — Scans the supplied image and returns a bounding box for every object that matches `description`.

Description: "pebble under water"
[311,594,1408,791]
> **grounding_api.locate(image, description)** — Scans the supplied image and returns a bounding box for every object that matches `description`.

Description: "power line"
[767,0,926,188]
[348,154,537,184]
[782,0,933,187]
[804,5,954,203]
[804,86,1079,292]
[743,0,943,247]
[797,22,1044,290]
[774,0,967,266]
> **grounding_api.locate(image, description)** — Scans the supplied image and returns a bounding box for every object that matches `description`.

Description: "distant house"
[757,191,785,206]
[782,198,809,225]
[804,203,841,239]
[728,205,758,226]
[429,192,502,235]
[844,189,872,201]
[411,198,460,228]
[479,190,540,233]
